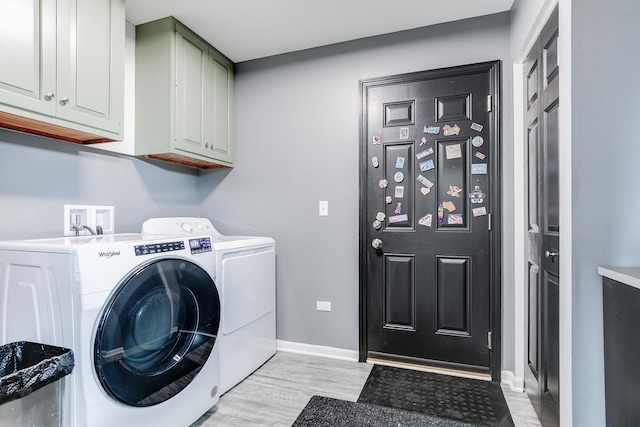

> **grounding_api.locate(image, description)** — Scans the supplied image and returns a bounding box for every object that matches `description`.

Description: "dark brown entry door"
[524,6,560,427]
[360,62,501,377]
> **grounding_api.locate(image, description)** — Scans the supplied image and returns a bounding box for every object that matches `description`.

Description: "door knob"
[44,92,55,101]
[545,250,559,258]
[59,97,69,106]
[371,239,383,250]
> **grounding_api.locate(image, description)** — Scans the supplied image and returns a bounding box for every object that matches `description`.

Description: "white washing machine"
[142,217,276,395]
[0,233,222,427]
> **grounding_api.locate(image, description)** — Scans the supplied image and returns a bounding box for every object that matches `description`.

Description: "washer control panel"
[134,237,212,256]
[134,241,185,256]
[188,237,212,254]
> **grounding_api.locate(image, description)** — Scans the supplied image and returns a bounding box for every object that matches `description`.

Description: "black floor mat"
[293,395,481,426]
[357,365,514,427]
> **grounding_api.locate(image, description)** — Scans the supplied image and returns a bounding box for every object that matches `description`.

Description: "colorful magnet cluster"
[387,150,407,224]
[371,133,412,228]
[371,115,490,232]
[469,120,488,219]
[440,132,465,225]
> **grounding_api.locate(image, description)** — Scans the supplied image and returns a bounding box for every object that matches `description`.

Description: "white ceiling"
[125,0,515,63]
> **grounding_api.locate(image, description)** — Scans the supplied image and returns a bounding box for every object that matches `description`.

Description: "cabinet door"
[205,52,233,164]
[0,0,56,116]
[56,0,124,135]
[175,25,208,157]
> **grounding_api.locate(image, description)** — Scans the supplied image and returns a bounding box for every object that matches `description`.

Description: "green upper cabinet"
[0,0,125,143]
[135,17,234,169]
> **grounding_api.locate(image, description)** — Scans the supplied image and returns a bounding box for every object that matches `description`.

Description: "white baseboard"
[501,370,524,392]
[276,340,359,362]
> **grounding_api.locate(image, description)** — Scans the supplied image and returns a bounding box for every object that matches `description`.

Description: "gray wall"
[0,11,516,373]
[200,13,515,364]
[0,130,201,240]
[571,0,640,424]
[509,0,549,59]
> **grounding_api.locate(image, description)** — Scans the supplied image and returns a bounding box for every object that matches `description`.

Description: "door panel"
[543,103,560,232]
[385,101,414,126]
[209,54,232,159]
[73,0,110,115]
[436,256,471,335]
[176,29,207,155]
[57,0,123,133]
[525,6,560,427]
[543,271,560,408]
[528,263,539,376]
[0,0,56,116]
[383,254,415,330]
[361,62,500,376]
[436,138,469,229]
[384,143,415,229]
[436,95,471,121]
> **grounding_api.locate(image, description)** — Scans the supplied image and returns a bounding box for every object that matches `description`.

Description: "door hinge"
[488,213,492,231]
[487,95,493,112]
[487,331,492,350]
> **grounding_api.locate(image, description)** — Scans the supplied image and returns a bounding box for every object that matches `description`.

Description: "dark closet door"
[524,6,560,427]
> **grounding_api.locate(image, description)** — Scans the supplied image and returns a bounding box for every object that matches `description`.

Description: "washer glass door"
[94,258,220,406]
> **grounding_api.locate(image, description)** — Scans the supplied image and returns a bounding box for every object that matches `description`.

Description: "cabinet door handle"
[44,92,55,101]
[545,250,559,258]
[59,97,69,106]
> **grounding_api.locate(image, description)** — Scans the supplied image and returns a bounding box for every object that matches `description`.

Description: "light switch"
[319,201,329,216]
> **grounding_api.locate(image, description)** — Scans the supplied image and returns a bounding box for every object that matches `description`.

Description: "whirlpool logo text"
[98,250,121,258]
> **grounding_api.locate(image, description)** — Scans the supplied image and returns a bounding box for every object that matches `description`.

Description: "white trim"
[513,2,558,63]
[512,62,526,384]
[276,340,359,362]
[557,1,572,425]
[501,370,525,393]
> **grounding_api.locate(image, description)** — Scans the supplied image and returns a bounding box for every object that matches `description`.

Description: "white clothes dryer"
[0,234,221,427]
[142,217,276,395]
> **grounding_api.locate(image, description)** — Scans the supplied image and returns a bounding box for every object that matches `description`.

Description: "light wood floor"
[193,351,542,427]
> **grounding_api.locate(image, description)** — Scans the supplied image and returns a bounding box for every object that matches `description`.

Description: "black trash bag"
[0,342,74,405]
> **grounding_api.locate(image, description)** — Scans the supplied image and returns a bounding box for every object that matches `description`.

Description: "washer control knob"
[181,222,193,233]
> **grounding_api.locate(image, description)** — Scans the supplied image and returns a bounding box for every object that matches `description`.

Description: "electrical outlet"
[64,205,115,236]
[316,301,331,312]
